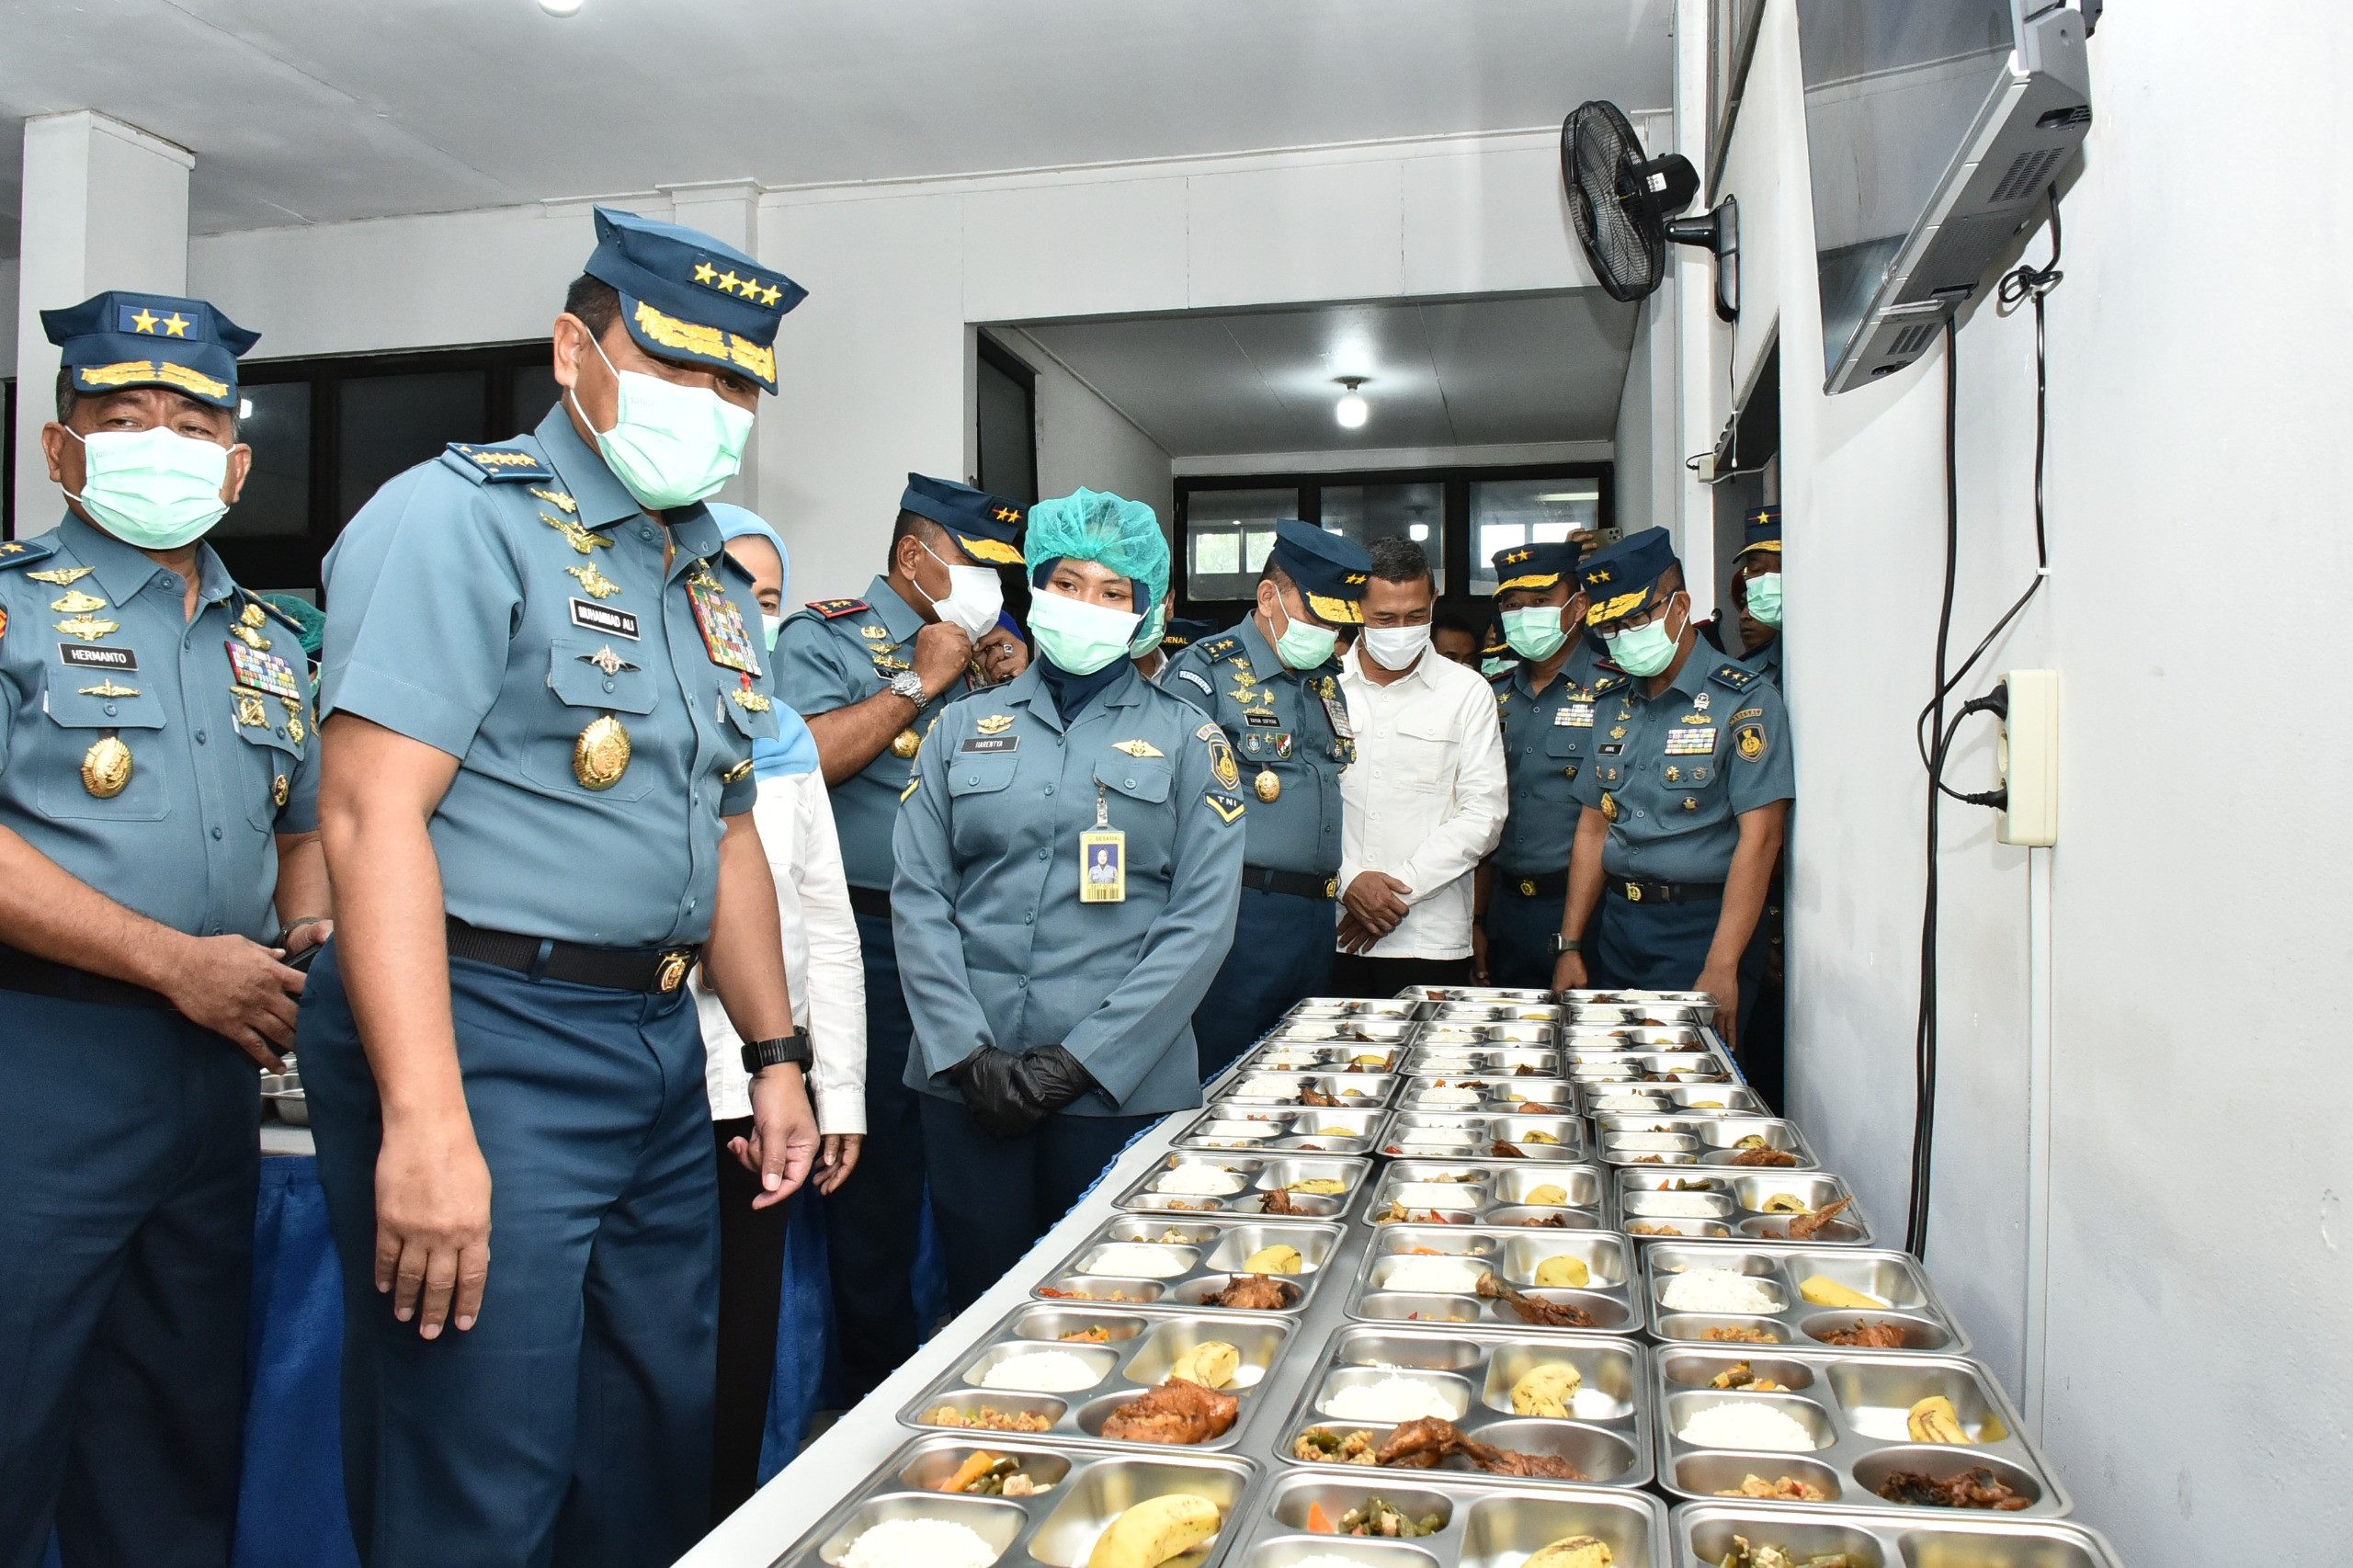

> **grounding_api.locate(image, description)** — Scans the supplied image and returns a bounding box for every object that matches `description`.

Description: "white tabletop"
[677,1108,1194,1568]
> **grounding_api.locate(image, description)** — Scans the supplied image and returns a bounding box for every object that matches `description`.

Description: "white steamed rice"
[1677,1400,1816,1452]
[1155,1166,1247,1196]
[1324,1375,1465,1422]
[1660,1267,1782,1315]
[1084,1244,1196,1278]
[1382,1256,1489,1293]
[842,1518,1000,1568]
[976,1349,1104,1392]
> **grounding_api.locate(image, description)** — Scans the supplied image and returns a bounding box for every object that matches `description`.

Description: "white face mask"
[915,540,1005,639]
[1359,622,1432,671]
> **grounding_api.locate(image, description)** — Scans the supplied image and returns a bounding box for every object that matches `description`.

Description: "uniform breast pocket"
[234,718,303,830]
[36,677,172,822]
[718,679,781,743]
[1540,726,1586,791]
[1660,744,1724,815]
[529,637,662,801]
[1094,756,1176,877]
[945,749,1021,858]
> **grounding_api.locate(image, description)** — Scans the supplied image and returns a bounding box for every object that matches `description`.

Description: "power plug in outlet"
[1996,669,2059,846]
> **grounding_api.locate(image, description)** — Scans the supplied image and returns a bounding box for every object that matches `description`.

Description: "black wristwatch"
[741,1028,813,1075]
[1551,935,1582,955]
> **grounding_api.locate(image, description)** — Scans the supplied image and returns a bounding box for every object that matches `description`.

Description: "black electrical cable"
[1905,188,2066,1257]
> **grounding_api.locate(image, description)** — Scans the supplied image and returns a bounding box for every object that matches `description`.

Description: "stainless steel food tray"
[1571,1054,1739,1086]
[1640,1244,1966,1353]
[1224,1072,1404,1109]
[1231,1471,1670,1568]
[1378,1113,1588,1164]
[1396,1077,1580,1118]
[1581,1083,1768,1119]
[1262,1021,1423,1049]
[1177,1105,1388,1156]
[1420,1001,1564,1023]
[1276,1323,1654,1490]
[1400,1047,1563,1076]
[1563,1024,1710,1051]
[1348,1223,1639,1335]
[1560,989,1718,1025]
[777,1432,1260,1568]
[903,1302,1296,1452]
[1613,1171,1872,1247]
[1033,1213,1350,1315]
[1672,1500,2120,1567]
[1246,1041,1412,1074]
[1410,1024,1560,1050]
[1289,997,1421,1019]
[1364,1161,1610,1232]
[1653,1346,2066,1517]
[1397,984,1557,1005]
[1593,1115,1813,1169]
[1116,1152,1374,1221]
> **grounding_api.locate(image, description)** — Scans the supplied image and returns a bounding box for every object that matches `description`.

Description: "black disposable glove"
[950,1044,1097,1138]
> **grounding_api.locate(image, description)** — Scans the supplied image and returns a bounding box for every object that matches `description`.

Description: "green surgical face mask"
[1127,599,1169,659]
[574,335,754,511]
[1605,597,1686,678]
[1272,597,1337,669]
[1501,605,1569,663]
[1030,585,1141,676]
[65,426,232,549]
[1744,572,1783,628]
[762,612,785,651]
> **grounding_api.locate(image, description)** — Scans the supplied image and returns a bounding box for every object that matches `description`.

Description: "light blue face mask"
[762,612,786,651]
[1500,606,1568,663]
[1604,597,1687,678]
[1030,585,1142,676]
[65,426,232,549]
[573,335,754,511]
[1272,597,1337,669]
[1127,600,1169,660]
[1744,572,1783,628]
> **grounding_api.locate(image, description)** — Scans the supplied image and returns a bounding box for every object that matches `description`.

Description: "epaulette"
[1706,661,1758,692]
[807,598,870,619]
[1487,666,1514,687]
[1591,670,1630,695]
[438,442,552,484]
[239,588,309,636]
[0,537,61,572]
[1198,635,1242,662]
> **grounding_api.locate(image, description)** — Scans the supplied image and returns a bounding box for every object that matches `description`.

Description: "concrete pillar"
[658,180,766,518]
[13,110,193,536]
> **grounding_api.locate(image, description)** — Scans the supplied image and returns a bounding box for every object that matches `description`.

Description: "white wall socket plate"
[1996,668,2059,846]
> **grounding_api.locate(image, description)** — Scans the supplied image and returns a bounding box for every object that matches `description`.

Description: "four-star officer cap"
[41,290,258,411]
[1736,505,1782,558]
[1489,539,1585,597]
[901,473,1026,565]
[1270,519,1373,626]
[1578,526,1680,625]
[584,205,805,394]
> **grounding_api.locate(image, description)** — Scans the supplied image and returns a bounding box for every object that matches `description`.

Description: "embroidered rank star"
[1112,739,1164,757]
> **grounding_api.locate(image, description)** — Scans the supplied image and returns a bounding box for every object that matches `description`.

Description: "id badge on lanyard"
[1079,784,1127,903]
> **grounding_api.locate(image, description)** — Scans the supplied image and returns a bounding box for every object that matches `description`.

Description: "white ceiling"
[1012,291,1639,459]
[0,0,1676,256]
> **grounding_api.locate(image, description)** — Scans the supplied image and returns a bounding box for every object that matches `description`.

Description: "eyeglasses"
[1591,588,1683,639]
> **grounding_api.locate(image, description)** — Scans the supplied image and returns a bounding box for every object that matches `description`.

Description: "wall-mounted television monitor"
[1798,0,2091,393]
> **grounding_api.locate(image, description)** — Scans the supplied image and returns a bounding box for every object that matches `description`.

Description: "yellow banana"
[1906,1394,1972,1444]
[1086,1495,1222,1568]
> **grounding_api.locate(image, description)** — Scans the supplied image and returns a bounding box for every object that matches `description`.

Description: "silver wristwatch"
[886,670,926,704]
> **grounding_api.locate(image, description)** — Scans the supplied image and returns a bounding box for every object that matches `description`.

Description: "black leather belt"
[847,885,892,919]
[1605,876,1725,905]
[0,943,175,1011]
[1241,865,1339,901]
[445,917,699,994]
[1501,869,1568,900]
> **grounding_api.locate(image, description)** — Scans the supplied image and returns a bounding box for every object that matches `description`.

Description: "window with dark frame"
[1174,462,1614,623]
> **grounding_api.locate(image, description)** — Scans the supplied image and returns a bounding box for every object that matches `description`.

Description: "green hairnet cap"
[1025,487,1169,619]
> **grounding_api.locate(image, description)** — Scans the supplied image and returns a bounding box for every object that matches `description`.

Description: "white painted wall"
[1695,3,2353,1559]
[1611,289,1679,534]
[994,328,1175,530]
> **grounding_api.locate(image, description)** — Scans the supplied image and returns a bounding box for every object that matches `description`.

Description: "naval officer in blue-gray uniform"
[303,207,818,1568]
[768,472,1025,1400]
[1551,528,1792,1046]
[1477,540,1611,990]
[1701,506,1783,688]
[0,291,328,1568]
[1163,519,1370,1077]
[893,490,1244,1307]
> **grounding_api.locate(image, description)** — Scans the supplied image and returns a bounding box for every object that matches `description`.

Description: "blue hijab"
[709,503,819,779]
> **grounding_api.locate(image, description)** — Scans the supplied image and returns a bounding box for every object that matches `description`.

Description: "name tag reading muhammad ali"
[570,598,641,640]
[59,642,138,671]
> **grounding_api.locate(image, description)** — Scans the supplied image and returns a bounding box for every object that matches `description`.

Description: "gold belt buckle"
[1323,877,1339,901]
[1624,881,1643,903]
[1517,879,1537,898]
[654,950,692,993]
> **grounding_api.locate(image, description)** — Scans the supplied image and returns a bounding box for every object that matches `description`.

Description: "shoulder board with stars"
[239,589,308,637]
[0,537,62,573]
[808,598,870,619]
[1706,661,1758,692]
[438,442,553,484]
[1197,635,1242,663]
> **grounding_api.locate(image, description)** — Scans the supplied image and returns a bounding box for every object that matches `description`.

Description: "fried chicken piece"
[1259,1186,1304,1216]
[1514,1063,1540,1076]
[1788,1197,1855,1241]
[1475,1272,1597,1327]
[1710,1360,1785,1392]
[1875,1466,2031,1510]
[1489,1140,1528,1158]
[1821,1320,1906,1348]
[1731,1145,1800,1167]
[1299,1084,1344,1107]
[1371,1418,1586,1481]
[1208,1274,1290,1311]
[1097,1378,1240,1445]
[1508,1213,1573,1228]
[1516,1101,1553,1114]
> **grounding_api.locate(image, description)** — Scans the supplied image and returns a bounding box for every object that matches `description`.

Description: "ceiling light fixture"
[1408,522,1429,542]
[1334,376,1369,429]
[539,0,585,15]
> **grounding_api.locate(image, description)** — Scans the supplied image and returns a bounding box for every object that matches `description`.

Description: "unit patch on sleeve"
[1733,722,1769,762]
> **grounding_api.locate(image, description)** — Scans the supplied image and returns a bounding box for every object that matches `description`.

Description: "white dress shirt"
[1337,640,1508,959]
[693,767,869,1132]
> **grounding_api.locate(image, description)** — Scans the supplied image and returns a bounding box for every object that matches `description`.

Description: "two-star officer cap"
[41,291,259,411]
[1270,518,1373,625]
[1736,506,1782,558]
[584,205,806,394]
[901,473,1026,565]
[1578,526,1681,625]
[1490,539,1585,597]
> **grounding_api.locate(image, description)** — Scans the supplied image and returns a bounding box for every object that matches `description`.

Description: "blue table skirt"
[40,1155,944,1567]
